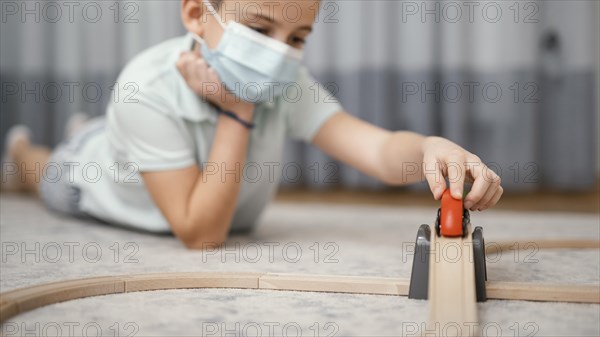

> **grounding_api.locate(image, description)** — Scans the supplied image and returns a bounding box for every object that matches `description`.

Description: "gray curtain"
[1,0,597,191]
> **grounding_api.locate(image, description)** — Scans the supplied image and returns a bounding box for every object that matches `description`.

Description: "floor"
[0,193,599,336]
[276,185,600,214]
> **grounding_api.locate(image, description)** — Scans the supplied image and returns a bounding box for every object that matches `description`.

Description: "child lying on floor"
[3,0,502,249]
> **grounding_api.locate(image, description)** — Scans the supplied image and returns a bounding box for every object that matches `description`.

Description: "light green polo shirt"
[71,33,342,232]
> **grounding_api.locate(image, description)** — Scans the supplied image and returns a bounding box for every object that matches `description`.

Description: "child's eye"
[290,36,306,47]
[250,26,269,35]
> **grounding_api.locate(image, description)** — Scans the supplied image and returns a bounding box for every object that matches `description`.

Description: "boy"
[3,0,502,249]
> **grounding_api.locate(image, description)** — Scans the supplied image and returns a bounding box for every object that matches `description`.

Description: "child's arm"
[313,113,503,211]
[140,52,255,249]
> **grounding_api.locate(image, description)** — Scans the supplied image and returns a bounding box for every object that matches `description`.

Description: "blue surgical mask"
[191,0,303,103]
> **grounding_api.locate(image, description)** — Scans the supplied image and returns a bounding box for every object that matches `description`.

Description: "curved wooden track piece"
[1,238,598,323]
[1,271,598,323]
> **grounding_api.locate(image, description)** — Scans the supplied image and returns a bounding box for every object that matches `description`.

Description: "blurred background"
[1,0,598,210]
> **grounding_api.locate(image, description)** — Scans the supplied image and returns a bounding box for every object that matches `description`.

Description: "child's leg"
[3,113,90,195]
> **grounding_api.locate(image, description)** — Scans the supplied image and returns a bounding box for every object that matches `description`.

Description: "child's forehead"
[221,0,320,22]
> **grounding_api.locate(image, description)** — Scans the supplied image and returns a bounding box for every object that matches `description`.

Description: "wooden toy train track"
[1,191,598,330]
[1,241,598,324]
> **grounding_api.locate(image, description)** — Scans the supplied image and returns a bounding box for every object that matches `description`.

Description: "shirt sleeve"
[109,90,196,172]
[284,66,343,142]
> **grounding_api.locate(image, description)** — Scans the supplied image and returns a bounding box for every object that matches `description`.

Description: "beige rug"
[1,194,598,336]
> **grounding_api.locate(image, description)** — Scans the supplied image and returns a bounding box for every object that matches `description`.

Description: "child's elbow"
[182,235,227,250]
[176,220,228,250]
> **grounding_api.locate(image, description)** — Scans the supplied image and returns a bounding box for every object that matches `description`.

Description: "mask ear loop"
[190,0,226,51]
[190,36,199,51]
[191,32,205,48]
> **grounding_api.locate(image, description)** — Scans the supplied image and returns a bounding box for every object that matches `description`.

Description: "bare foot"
[2,125,32,192]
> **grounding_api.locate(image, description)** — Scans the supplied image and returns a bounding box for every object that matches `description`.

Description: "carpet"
[1,194,598,336]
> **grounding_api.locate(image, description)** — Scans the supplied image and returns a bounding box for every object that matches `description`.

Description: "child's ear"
[181,0,205,35]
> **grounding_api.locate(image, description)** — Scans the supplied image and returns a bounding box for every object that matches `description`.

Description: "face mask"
[191,0,303,103]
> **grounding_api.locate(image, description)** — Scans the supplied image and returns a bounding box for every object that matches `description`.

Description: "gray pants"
[39,117,105,216]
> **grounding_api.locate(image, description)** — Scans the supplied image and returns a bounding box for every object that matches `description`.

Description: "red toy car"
[435,189,469,237]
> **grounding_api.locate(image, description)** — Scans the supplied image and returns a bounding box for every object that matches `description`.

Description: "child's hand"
[176,51,252,114]
[422,136,503,211]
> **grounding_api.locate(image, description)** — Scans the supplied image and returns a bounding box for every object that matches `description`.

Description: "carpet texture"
[1,194,599,336]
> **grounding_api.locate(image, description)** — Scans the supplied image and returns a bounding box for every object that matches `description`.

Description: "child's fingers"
[185,60,201,87]
[463,161,487,209]
[178,51,197,65]
[465,164,500,210]
[445,152,466,200]
[423,155,446,200]
[175,52,229,106]
[185,58,213,91]
[481,186,503,210]
[474,167,502,210]
[176,52,198,79]
[471,182,497,211]
[192,58,209,80]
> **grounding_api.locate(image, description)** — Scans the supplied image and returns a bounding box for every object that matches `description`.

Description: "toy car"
[435,189,469,237]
